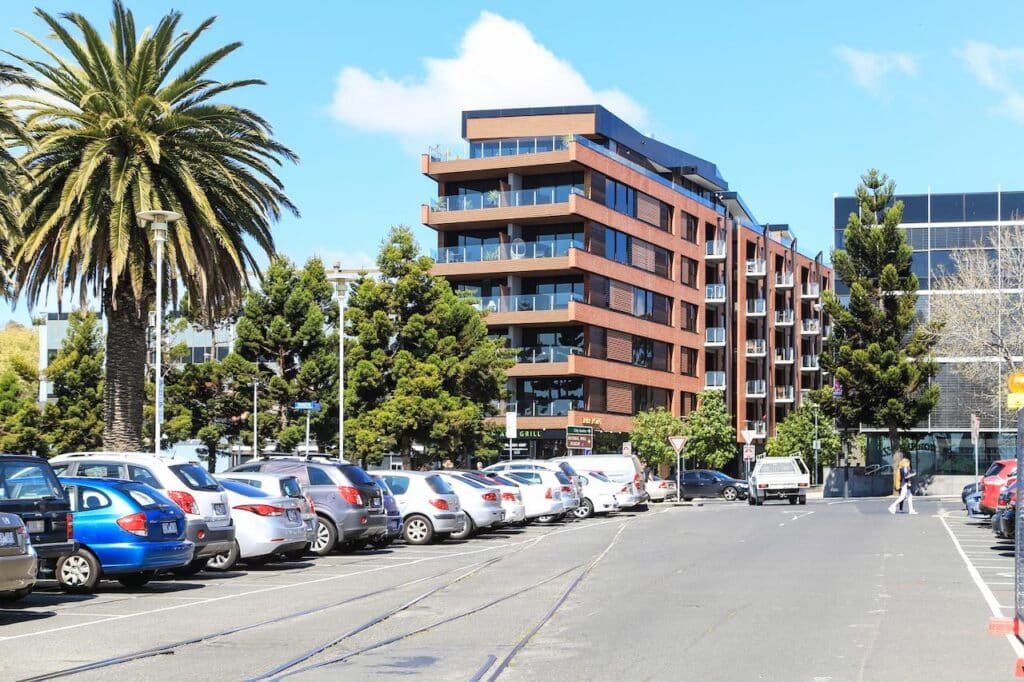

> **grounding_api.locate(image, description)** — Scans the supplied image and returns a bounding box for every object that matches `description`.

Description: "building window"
[680,347,698,376]
[516,378,584,416]
[586,378,607,412]
[630,338,670,371]
[682,212,699,243]
[591,223,671,278]
[634,386,670,413]
[681,302,698,332]
[633,289,671,325]
[605,228,629,264]
[680,256,698,288]
[681,391,697,416]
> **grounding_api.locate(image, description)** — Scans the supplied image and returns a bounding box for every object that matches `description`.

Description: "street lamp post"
[137,210,182,456]
[252,378,259,459]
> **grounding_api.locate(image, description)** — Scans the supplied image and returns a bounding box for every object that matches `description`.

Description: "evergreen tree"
[765,404,841,466]
[817,170,941,463]
[0,371,46,455]
[630,407,685,476]
[345,226,513,468]
[42,312,104,454]
[682,391,736,470]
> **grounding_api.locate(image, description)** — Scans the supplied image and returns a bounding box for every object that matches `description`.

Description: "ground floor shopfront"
[862,430,1014,477]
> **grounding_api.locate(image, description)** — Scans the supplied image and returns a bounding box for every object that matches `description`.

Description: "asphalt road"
[0,497,1017,681]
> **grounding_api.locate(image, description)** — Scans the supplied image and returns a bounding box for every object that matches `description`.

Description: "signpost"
[1009,372,1024,668]
[566,426,593,451]
[741,429,758,481]
[505,412,517,462]
[292,401,321,456]
[971,413,981,478]
[669,436,687,503]
[743,444,756,461]
[622,442,632,456]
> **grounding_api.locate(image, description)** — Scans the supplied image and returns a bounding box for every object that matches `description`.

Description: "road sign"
[668,436,687,454]
[505,412,518,439]
[743,445,756,461]
[621,442,632,456]
[566,426,593,436]
[812,439,821,451]
[741,429,758,444]
[293,401,321,411]
[832,379,843,398]
[566,425,593,450]
[500,440,529,452]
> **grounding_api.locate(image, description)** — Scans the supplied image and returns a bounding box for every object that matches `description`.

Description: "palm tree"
[9,2,298,450]
[0,62,33,297]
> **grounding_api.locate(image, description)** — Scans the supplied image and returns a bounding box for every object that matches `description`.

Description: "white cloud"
[956,41,1024,123]
[328,11,646,150]
[833,45,918,96]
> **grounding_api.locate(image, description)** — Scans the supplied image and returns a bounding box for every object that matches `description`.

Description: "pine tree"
[0,370,46,455]
[42,312,104,454]
[682,391,736,470]
[817,169,941,464]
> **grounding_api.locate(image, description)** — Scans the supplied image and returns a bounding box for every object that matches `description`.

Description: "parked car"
[646,475,677,502]
[57,477,193,591]
[378,472,465,545]
[227,457,387,555]
[748,456,810,505]
[575,471,620,518]
[437,472,504,539]
[216,471,317,559]
[206,479,307,571]
[486,460,584,509]
[370,475,403,549]
[962,481,980,505]
[50,452,233,575]
[966,490,983,516]
[457,471,526,525]
[980,459,1016,516]
[576,469,640,508]
[0,513,37,602]
[503,470,567,521]
[552,454,647,506]
[997,487,1016,539]
[0,455,76,578]
[680,470,750,502]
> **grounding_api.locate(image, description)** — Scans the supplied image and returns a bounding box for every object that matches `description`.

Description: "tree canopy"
[765,403,840,466]
[682,391,735,470]
[42,312,104,454]
[630,407,685,475]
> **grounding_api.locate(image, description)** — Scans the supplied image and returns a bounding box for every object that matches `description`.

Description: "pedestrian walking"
[887,456,917,515]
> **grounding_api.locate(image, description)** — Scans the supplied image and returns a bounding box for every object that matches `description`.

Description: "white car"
[646,475,678,502]
[216,471,317,556]
[576,472,621,518]
[207,478,307,570]
[437,473,504,539]
[554,454,646,506]
[50,452,234,574]
[458,471,526,525]
[503,470,569,522]
[484,460,584,509]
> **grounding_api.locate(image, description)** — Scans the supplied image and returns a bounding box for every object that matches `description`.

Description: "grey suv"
[227,457,386,555]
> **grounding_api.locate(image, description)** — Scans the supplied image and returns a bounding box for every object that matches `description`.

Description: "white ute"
[748,456,810,506]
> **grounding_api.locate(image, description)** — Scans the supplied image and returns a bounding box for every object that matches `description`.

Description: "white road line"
[939,513,1024,660]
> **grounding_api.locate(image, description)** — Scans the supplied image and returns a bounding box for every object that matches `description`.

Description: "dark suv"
[228,457,386,555]
[0,455,77,573]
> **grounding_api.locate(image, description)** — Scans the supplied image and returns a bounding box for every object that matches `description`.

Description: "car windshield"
[585,471,610,482]
[121,484,161,508]
[425,474,453,494]
[985,462,1007,477]
[453,474,486,489]
[0,461,65,500]
[488,473,519,487]
[555,472,571,485]
[170,463,222,491]
[221,478,272,498]
[338,464,376,487]
[505,472,535,485]
[558,462,578,477]
[280,477,303,498]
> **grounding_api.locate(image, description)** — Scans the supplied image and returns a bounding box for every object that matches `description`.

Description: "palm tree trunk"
[103,285,147,450]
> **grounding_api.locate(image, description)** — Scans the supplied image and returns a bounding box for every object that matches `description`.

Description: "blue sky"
[3,0,1024,322]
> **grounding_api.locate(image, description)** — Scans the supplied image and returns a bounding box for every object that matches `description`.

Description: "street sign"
[743,445,756,461]
[566,426,593,436]
[812,439,821,451]
[832,379,843,398]
[292,401,321,411]
[621,442,632,456]
[741,429,758,444]
[971,413,980,445]
[668,436,687,454]
[566,425,593,450]
[500,440,529,452]
[505,412,518,439]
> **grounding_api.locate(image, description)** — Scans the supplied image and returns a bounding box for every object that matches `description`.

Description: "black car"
[962,481,980,505]
[680,470,749,501]
[0,455,77,573]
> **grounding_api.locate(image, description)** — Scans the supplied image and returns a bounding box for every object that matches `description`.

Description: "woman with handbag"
[888,457,917,514]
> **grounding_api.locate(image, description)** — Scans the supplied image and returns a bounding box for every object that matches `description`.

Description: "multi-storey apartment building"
[423,106,830,459]
[834,189,1024,478]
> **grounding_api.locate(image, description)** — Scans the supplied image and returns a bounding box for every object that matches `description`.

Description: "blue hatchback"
[56,477,193,592]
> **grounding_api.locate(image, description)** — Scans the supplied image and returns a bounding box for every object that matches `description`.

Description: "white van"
[552,454,647,507]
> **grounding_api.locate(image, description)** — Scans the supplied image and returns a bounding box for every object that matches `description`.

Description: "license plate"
[162,521,177,535]
[213,504,226,515]
[26,520,44,533]
[371,497,381,508]
[286,509,299,522]
[0,531,15,546]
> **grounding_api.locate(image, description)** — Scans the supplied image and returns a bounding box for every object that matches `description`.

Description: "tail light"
[798,482,809,488]
[338,486,361,505]
[116,511,148,537]
[168,490,199,515]
[66,512,74,540]
[429,498,450,511]
[501,492,516,501]
[634,473,642,489]
[659,482,670,488]
[482,492,497,502]
[306,495,316,513]
[757,484,768,489]
[545,487,553,499]
[233,504,284,516]
[561,485,572,493]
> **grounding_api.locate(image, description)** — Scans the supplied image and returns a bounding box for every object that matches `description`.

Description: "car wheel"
[748,495,755,506]
[573,498,594,519]
[799,496,807,506]
[754,496,764,506]
[789,496,798,505]
[536,514,557,523]
[207,541,240,572]
[117,571,155,588]
[0,586,33,602]
[451,516,475,540]
[402,515,434,545]
[310,516,338,556]
[722,487,738,501]
[370,535,393,550]
[57,549,101,593]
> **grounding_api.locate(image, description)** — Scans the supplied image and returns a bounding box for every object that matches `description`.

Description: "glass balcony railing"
[746,379,767,397]
[746,299,767,316]
[775,272,794,288]
[801,283,821,298]
[774,309,794,325]
[472,292,584,314]
[801,319,821,334]
[514,346,582,364]
[775,386,795,401]
[705,327,726,345]
[705,283,726,302]
[706,240,727,259]
[744,420,768,436]
[801,355,820,370]
[775,347,795,363]
[434,239,582,264]
[517,398,585,417]
[428,135,572,162]
[704,371,727,389]
[746,259,767,277]
[433,185,583,212]
[745,339,767,356]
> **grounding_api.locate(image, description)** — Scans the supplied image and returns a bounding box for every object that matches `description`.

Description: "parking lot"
[0,497,1019,681]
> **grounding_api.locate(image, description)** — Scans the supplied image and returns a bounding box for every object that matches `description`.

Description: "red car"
[980,459,1016,516]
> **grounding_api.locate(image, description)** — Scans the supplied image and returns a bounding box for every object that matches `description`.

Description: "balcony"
[775,271,794,288]
[473,292,583,314]
[434,239,582,264]
[705,283,726,304]
[801,355,821,371]
[746,298,767,317]
[774,309,794,326]
[704,371,727,390]
[745,379,767,398]
[801,319,821,335]
[775,386,795,402]
[746,259,767,277]
[801,283,821,299]
[514,346,582,364]
[433,185,582,212]
[774,347,795,364]
[744,420,768,438]
[705,327,726,347]
[519,399,585,417]
[745,339,767,357]
[706,240,727,260]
